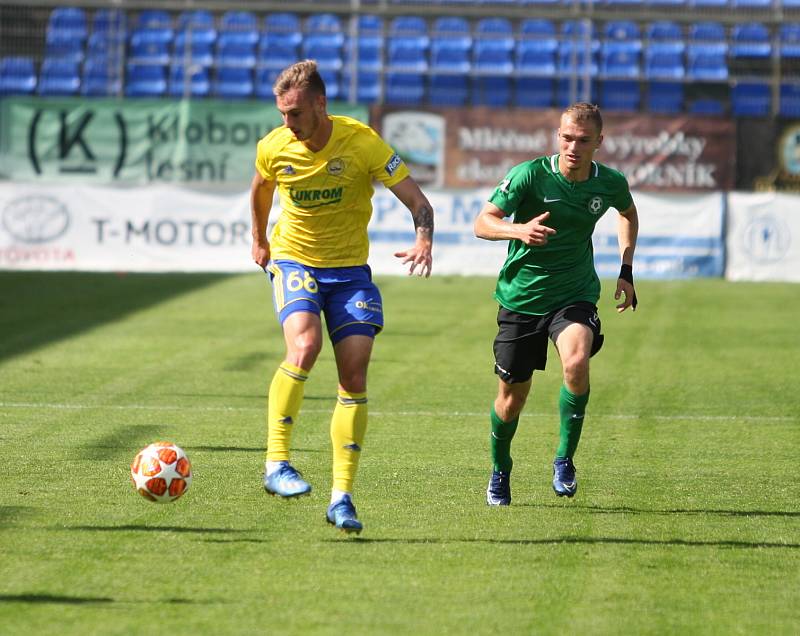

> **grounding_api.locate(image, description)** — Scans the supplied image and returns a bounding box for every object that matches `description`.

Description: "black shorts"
[492,302,604,384]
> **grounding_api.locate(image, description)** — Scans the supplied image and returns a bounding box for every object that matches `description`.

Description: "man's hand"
[394,237,432,277]
[615,263,638,312]
[252,239,270,269]
[517,211,557,246]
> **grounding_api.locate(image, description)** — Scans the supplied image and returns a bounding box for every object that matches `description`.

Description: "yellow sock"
[330,390,368,493]
[266,362,308,462]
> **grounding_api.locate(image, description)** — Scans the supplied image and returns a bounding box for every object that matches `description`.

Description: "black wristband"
[618,264,637,309]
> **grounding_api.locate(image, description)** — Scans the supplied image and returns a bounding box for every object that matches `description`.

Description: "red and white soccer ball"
[130,441,192,503]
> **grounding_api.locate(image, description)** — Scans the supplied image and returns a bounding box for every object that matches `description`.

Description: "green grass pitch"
[0,271,798,635]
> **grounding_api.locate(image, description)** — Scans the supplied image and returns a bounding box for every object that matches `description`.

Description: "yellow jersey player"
[250,60,434,534]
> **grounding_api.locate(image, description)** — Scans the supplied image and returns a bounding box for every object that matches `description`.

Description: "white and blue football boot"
[263,461,311,498]
[486,470,512,506]
[326,494,363,534]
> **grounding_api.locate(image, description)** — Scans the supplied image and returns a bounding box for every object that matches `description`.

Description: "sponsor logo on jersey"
[327,158,345,176]
[588,196,604,215]
[288,186,344,208]
[543,196,561,203]
[385,153,403,176]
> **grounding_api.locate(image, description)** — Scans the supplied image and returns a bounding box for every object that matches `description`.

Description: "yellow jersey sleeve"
[254,116,411,268]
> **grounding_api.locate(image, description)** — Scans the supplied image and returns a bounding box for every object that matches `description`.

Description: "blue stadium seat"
[429,74,469,106]
[475,18,513,37]
[646,0,686,6]
[216,32,257,68]
[432,16,470,37]
[689,22,727,47]
[687,47,728,80]
[173,34,214,67]
[305,13,343,36]
[388,16,429,49]
[689,98,725,114]
[48,6,88,41]
[169,64,211,97]
[129,30,172,65]
[81,57,122,96]
[385,72,425,105]
[133,10,173,45]
[731,82,770,116]
[779,83,800,116]
[44,31,85,64]
[557,78,597,107]
[689,0,728,6]
[645,43,685,79]
[601,43,641,78]
[255,67,281,98]
[125,63,167,97]
[730,23,771,59]
[779,24,800,58]
[387,37,429,72]
[604,20,642,51]
[357,14,384,35]
[474,39,514,74]
[520,19,557,38]
[646,21,683,42]
[345,35,383,71]
[601,80,641,112]
[258,34,299,70]
[87,31,126,62]
[472,76,513,107]
[92,9,127,36]
[517,40,557,77]
[263,12,301,41]
[341,71,382,103]
[214,66,254,99]
[516,77,554,108]
[302,34,344,71]
[559,42,600,75]
[37,58,80,95]
[220,11,258,37]
[731,0,771,7]
[647,82,684,113]
[0,56,37,95]
[431,39,471,73]
[318,70,341,100]
[175,10,217,47]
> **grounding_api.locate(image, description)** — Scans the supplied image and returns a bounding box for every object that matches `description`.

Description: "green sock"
[490,407,518,473]
[556,384,590,459]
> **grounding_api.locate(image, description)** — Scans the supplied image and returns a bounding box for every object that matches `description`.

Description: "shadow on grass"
[0,593,214,605]
[0,505,36,527]
[63,524,252,534]
[329,537,800,549]
[0,271,234,363]
[537,503,800,518]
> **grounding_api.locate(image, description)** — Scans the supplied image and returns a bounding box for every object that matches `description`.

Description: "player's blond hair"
[272,60,327,98]
[563,102,603,134]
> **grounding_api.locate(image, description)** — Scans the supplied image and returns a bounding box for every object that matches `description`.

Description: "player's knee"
[562,354,589,387]
[339,372,367,394]
[288,335,322,369]
[496,390,527,421]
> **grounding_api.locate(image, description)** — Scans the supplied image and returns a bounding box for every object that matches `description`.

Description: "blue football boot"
[486,470,511,506]
[263,461,311,498]
[326,495,363,534]
[552,457,577,497]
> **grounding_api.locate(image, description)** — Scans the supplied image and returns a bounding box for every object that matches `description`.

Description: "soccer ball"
[130,441,192,503]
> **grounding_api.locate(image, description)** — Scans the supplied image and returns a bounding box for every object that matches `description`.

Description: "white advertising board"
[726,192,800,282]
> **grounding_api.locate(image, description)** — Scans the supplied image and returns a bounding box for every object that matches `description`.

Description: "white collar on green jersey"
[550,154,599,178]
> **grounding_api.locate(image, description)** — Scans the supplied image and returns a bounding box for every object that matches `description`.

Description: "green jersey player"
[474,103,639,504]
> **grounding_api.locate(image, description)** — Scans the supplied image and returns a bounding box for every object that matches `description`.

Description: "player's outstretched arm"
[614,203,639,312]
[250,172,276,269]
[389,176,434,277]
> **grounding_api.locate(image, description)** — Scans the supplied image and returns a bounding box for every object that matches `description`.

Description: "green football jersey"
[488,154,633,316]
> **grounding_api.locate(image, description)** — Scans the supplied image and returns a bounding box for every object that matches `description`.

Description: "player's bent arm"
[474,202,555,246]
[617,203,639,265]
[250,172,276,268]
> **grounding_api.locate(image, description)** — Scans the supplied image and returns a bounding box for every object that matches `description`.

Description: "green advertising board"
[0,97,367,188]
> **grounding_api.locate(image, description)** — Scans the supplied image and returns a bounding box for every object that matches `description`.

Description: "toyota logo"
[2,195,70,244]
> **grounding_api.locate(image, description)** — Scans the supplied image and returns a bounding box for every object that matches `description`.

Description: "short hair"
[272,60,327,98]
[562,102,603,134]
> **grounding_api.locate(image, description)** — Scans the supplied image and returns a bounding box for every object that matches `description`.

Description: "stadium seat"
[516,77,555,108]
[779,24,800,58]
[356,14,384,35]
[318,70,341,100]
[388,16,429,49]
[645,43,685,79]
[341,71,381,103]
[689,0,728,6]
[303,34,344,71]
[254,67,281,98]
[646,0,687,6]
[557,78,596,107]
[91,8,127,36]
[429,74,469,106]
[305,13,344,35]
[604,20,642,50]
[475,18,513,37]
[133,10,173,44]
[731,82,771,116]
[520,19,557,38]
[173,35,214,68]
[601,43,641,78]
[646,21,683,42]
[432,17,471,49]
[730,23,772,59]
[81,56,122,96]
[731,0,771,7]
[87,31,126,62]
[601,80,641,112]
[125,63,167,97]
[175,10,217,53]
[214,66,254,99]
[687,47,728,80]
[472,76,513,107]
[647,81,684,113]
[216,32,257,68]
[385,72,425,105]
[47,6,88,41]
[263,12,301,42]
[44,31,85,64]
[689,97,725,114]
[258,34,299,70]
[430,39,471,73]
[559,42,600,76]
[37,58,80,95]
[779,83,800,116]
[129,30,172,65]
[474,39,514,74]
[169,64,211,97]
[345,35,383,71]
[387,37,429,72]
[689,22,727,48]
[0,56,37,95]
[517,40,557,77]
[220,11,258,38]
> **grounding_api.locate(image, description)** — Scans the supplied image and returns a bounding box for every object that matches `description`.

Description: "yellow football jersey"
[255,115,410,268]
